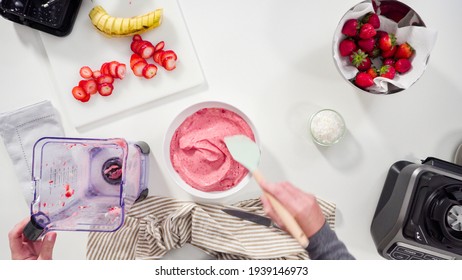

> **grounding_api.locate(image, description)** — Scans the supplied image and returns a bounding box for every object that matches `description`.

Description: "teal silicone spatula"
[224,135,309,248]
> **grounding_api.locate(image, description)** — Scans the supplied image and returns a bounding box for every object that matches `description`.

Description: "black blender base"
[0,0,82,37]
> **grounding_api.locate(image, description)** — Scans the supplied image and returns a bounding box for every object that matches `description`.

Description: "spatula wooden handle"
[253,170,309,248]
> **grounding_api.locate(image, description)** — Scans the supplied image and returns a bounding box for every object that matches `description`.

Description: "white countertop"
[1,0,462,260]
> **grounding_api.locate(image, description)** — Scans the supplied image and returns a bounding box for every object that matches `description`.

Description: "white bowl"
[164,101,260,199]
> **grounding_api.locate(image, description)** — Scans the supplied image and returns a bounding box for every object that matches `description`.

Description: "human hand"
[8,217,57,260]
[260,182,325,238]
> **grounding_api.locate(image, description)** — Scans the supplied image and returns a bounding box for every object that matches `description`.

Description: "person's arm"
[307,222,355,260]
[8,217,57,260]
[260,181,355,260]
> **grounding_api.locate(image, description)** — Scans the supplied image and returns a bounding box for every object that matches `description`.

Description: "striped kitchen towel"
[87,196,336,260]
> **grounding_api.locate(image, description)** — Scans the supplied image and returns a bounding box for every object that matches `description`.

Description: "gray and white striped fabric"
[87,196,336,260]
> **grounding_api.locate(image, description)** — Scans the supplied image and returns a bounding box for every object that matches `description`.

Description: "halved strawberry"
[130,53,145,69]
[133,34,142,41]
[116,63,126,79]
[109,61,120,77]
[79,66,93,79]
[98,83,114,96]
[154,41,165,52]
[142,64,158,79]
[72,86,90,102]
[79,79,98,95]
[96,75,114,85]
[162,58,177,71]
[132,61,148,77]
[92,70,102,79]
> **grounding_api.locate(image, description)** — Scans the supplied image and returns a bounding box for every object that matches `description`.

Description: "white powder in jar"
[310,109,345,146]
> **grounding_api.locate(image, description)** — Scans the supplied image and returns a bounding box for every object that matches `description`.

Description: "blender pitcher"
[23,137,150,241]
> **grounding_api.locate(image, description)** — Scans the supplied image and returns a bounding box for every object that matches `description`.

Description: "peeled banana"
[89,5,163,37]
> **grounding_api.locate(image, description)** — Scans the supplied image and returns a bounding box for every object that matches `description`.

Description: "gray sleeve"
[306,222,355,260]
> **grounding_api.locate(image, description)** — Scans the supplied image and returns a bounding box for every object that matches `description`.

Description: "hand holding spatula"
[224,135,309,248]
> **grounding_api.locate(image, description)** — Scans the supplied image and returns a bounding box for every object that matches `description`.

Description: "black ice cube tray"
[0,0,82,37]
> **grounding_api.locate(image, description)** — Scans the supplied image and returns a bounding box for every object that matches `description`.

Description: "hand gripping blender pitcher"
[23,137,150,240]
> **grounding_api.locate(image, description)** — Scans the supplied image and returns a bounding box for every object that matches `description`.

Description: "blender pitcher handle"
[23,212,49,241]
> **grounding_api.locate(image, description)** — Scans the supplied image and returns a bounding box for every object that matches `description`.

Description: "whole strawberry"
[359,23,377,39]
[368,47,381,59]
[395,42,414,59]
[339,38,357,57]
[381,45,397,58]
[342,19,359,37]
[366,67,378,79]
[350,49,371,71]
[354,72,375,88]
[383,58,395,66]
[394,58,412,74]
[379,65,396,79]
[378,32,396,51]
[362,12,380,29]
[358,38,376,53]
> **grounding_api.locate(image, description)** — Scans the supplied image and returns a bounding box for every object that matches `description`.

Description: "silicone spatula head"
[224,135,260,173]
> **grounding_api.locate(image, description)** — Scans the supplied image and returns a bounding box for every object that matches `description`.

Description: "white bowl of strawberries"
[333,1,437,94]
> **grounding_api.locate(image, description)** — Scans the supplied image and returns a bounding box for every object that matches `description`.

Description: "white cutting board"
[40,0,204,130]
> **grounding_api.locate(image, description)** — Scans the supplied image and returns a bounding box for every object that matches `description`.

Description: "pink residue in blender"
[104,164,122,180]
[64,184,75,198]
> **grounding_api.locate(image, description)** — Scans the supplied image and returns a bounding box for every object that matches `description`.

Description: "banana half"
[89,5,163,37]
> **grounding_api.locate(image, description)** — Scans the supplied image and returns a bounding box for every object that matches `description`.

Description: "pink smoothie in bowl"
[165,102,259,199]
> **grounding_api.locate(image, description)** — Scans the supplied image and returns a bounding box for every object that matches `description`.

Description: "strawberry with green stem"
[378,33,396,51]
[361,12,380,29]
[350,49,371,71]
[379,65,396,79]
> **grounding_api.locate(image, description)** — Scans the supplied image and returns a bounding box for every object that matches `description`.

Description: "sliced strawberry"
[79,66,93,79]
[138,41,155,59]
[130,53,145,69]
[79,79,98,95]
[154,41,165,52]
[100,62,111,76]
[92,70,102,79]
[116,63,127,79]
[161,50,178,62]
[109,61,120,77]
[142,64,158,79]
[132,61,148,77]
[98,83,114,96]
[96,74,114,85]
[162,57,177,71]
[72,86,90,102]
[153,50,164,64]
[133,34,142,41]
[131,40,143,53]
